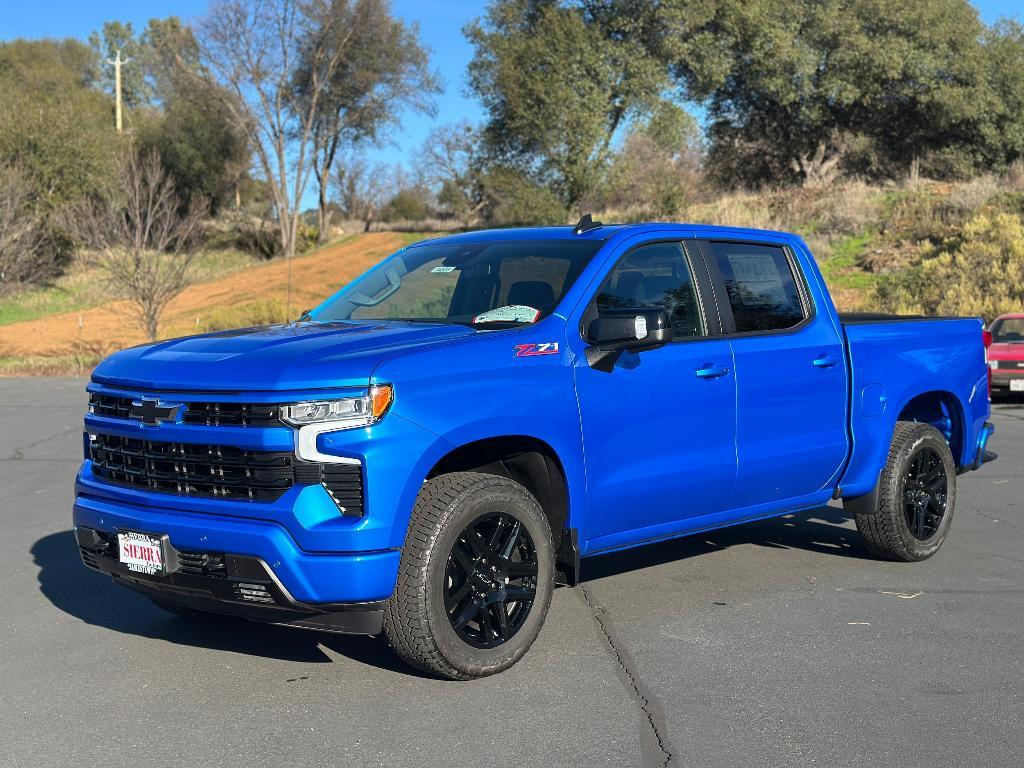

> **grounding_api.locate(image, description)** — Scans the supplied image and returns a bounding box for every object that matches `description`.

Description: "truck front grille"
[89,393,281,427]
[87,433,365,514]
[89,434,297,501]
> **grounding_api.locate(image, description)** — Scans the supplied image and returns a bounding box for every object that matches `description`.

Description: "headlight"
[281,385,393,428]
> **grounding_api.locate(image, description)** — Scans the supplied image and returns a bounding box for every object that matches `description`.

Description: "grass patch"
[0,247,262,327]
[196,299,291,333]
[0,354,98,377]
[819,233,879,291]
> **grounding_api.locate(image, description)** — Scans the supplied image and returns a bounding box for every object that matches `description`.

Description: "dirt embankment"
[0,233,406,359]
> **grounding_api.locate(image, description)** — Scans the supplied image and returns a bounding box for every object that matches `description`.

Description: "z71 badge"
[515,342,559,357]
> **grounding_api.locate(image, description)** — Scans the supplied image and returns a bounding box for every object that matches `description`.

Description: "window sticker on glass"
[727,253,783,286]
[430,265,456,273]
[472,305,542,324]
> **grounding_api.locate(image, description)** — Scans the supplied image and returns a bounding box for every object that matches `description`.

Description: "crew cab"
[988,313,1024,393]
[74,220,996,679]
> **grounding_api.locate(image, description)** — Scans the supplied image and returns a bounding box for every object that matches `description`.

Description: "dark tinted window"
[991,317,1024,343]
[709,242,806,332]
[595,242,704,338]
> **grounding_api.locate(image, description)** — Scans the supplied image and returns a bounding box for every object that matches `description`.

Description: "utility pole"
[106,49,129,134]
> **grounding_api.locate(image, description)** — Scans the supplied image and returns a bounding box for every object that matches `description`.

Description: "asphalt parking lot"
[1,377,1021,768]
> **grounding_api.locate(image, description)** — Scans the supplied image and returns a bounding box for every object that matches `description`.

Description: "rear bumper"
[73,494,401,604]
[991,370,1024,387]
[76,527,385,634]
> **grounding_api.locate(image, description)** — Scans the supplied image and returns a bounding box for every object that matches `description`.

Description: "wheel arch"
[895,389,967,467]
[425,435,579,584]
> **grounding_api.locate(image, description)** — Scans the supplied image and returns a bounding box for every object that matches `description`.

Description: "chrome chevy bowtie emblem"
[129,397,181,426]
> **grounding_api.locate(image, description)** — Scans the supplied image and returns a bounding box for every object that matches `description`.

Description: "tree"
[0,39,116,286]
[600,103,703,219]
[135,84,250,214]
[0,164,51,291]
[69,151,206,341]
[418,122,484,228]
[0,39,116,208]
[977,20,1024,172]
[89,21,154,110]
[192,0,355,316]
[382,187,429,222]
[466,0,667,212]
[294,0,439,243]
[647,0,999,185]
[98,17,252,215]
[334,152,392,231]
[479,166,567,226]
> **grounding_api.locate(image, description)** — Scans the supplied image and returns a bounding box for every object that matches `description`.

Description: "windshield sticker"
[515,342,559,357]
[473,305,542,324]
[430,265,456,273]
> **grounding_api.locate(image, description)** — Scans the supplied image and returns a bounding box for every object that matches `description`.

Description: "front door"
[572,239,738,551]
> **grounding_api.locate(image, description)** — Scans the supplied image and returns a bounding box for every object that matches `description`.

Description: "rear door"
[698,239,848,509]
[571,237,737,549]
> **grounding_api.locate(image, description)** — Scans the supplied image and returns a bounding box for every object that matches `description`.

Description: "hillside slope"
[0,232,407,366]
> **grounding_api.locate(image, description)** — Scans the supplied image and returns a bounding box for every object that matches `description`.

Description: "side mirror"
[588,307,672,351]
[585,307,671,371]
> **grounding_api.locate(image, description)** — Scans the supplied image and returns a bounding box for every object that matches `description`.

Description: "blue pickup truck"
[74,219,995,679]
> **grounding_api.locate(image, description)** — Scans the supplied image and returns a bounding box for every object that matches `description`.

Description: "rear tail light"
[984,327,993,398]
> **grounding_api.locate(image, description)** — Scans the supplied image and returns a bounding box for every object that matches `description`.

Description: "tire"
[383,471,555,679]
[854,421,957,561]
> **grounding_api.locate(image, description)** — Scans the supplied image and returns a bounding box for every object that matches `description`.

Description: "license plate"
[1011,379,1024,392]
[117,531,166,575]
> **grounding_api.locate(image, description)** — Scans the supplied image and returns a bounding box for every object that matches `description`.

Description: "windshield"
[991,317,1024,343]
[309,239,603,327]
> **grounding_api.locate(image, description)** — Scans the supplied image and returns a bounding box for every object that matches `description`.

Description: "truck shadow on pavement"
[33,505,862,671]
[31,530,418,675]
[580,504,868,581]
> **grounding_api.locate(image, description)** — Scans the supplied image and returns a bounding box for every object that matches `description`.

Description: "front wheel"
[854,421,957,561]
[383,472,555,679]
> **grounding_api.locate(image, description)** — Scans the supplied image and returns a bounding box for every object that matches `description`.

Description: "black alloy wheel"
[444,512,539,649]
[902,446,948,541]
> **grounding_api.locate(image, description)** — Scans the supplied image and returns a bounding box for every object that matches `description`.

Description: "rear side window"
[707,242,806,332]
[594,242,704,338]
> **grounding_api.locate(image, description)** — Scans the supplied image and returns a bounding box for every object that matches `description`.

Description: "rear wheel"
[383,472,555,679]
[854,421,956,561]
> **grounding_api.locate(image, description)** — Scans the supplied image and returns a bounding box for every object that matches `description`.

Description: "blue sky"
[0,0,1019,186]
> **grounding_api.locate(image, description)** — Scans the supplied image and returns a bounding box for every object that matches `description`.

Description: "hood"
[91,320,476,392]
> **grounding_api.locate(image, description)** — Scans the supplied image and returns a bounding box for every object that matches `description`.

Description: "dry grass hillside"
[0,232,409,374]
[3,172,1024,376]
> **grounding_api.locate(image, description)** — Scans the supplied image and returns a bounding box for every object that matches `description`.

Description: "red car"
[988,313,1024,393]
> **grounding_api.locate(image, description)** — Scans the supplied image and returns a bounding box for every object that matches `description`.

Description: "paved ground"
[1,377,1021,768]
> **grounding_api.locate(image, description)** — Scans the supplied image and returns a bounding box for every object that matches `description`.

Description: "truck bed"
[839,315,990,498]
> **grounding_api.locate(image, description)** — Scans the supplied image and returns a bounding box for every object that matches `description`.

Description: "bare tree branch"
[68,151,206,341]
[0,163,53,290]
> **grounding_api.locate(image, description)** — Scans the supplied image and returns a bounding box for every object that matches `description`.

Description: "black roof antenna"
[573,213,602,235]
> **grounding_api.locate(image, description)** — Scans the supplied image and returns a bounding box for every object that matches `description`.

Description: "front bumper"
[73,493,400,604]
[76,527,385,634]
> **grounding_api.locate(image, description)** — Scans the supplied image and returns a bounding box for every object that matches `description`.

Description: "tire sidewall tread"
[383,471,555,679]
[854,421,957,562]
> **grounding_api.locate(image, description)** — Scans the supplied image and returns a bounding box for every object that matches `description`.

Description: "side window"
[707,242,806,332]
[594,242,704,339]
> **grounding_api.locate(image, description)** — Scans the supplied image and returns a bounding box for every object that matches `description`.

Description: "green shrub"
[873,212,1024,321]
